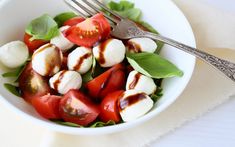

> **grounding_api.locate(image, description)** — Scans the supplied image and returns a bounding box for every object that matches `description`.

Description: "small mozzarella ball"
[50,26,74,52]
[0,41,29,68]
[126,70,157,95]
[93,38,125,67]
[127,38,157,53]
[67,47,92,74]
[32,43,63,76]
[119,90,154,122]
[49,70,82,94]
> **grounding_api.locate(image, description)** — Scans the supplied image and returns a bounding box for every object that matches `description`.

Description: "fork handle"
[144,32,235,82]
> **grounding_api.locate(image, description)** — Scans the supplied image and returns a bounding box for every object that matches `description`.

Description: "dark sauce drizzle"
[129,72,141,89]
[119,93,146,111]
[73,53,92,71]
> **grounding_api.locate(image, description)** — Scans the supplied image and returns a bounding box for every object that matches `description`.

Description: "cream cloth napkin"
[39,0,235,147]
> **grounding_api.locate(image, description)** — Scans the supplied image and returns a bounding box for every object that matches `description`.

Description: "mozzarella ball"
[0,41,29,68]
[49,70,82,94]
[93,38,125,67]
[50,26,74,52]
[127,38,157,53]
[67,47,92,74]
[32,43,63,76]
[126,70,157,95]
[119,90,153,122]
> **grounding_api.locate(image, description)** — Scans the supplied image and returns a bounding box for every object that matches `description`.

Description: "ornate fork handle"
[142,31,235,82]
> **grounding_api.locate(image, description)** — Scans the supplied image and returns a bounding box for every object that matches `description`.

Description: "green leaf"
[108,1,134,11]
[2,64,26,81]
[2,67,23,78]
[118,8,141,21]
[82,70,93,83]
[52,120,84,127]
[126,52,183,79]
[54,12,77,27]
[25,14,59,41]
[107,1,141,21]
[51,120,116,128]
[4,83,21,97]
[151,87,163,102]
[89,120,116,128]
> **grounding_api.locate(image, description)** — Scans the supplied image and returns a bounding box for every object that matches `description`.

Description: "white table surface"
[151,0,235,146]
[0,0,235,147]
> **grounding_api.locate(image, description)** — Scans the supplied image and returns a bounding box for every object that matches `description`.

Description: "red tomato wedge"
[85,63,126,101]
[24,33,48,54]
[91,13,111,39]
[64,13,111,47]
[100,90,124,123]
[63,17,85,26]
[32,95,61,119]
[59,90,100,126]
[19,62,51,104]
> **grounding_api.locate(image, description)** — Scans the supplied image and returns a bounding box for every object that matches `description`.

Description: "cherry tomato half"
[59,90,100,126]
[19,62,51,104]
[63,17,85,26]
[64,13,111,47]
[100,90,124,123]
[85,63,126,101]
[24,33,48,54]
[32,95,62,119]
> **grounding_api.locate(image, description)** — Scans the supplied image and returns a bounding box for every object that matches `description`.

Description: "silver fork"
[64,0,235,82]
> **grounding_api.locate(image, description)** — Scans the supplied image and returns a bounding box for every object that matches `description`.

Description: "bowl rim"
[0,0,196,135]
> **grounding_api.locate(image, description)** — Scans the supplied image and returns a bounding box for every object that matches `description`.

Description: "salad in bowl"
[0,0,195,132]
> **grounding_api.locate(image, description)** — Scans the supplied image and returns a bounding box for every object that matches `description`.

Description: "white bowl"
[0,0,196,135]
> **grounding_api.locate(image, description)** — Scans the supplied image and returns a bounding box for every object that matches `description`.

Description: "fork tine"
[82,0,119,24]
[91,0,124,20]
[64,0,88,18]
[71,0,96,16]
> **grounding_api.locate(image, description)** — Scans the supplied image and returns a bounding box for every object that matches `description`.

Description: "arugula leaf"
[51,120,116,128]
[52,120,84,127]
[54,12,77,27]
[126,52,183,79]
[2,66,24,78]
[151,87,163,102]
[25,14,59,41]
[2,63,26,79]
[82,70,93,83]
[89,120,116,128]
[4,83,21,97]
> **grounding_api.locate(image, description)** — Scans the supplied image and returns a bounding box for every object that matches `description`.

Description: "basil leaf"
[127,52,183,78]
[107,1,141,21]
[108,1,134,11]
[118,8,141,21]
[89,120,116,128]
[25,14,59,41]
[52,120,84,127]
[4,83,21,97]
[54,12,77,27]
